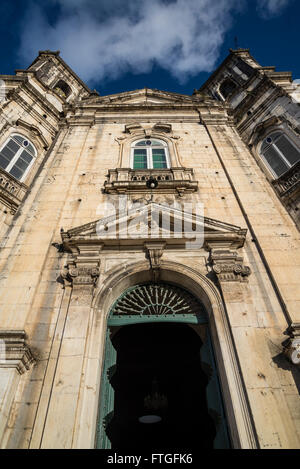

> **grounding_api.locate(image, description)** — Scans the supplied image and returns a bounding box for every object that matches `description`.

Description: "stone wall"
[0,54,299,449]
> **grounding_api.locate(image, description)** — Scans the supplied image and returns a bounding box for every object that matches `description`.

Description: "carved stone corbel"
[209,248,251,282]
[59,244,102,287]
[144,242,165,282]
[60,261,100,287]
[284,324,300,365]
[0,330,35,374]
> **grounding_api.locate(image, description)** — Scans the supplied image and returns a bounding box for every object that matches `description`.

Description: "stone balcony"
[103,168,198,195]
[272,161,300,200]
[0,168,28,214]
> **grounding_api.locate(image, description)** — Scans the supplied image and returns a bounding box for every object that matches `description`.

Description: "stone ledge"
[103,167,198,195]
[0,330,35,374]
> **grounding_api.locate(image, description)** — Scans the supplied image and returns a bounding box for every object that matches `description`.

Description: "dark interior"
[106,322,216,449]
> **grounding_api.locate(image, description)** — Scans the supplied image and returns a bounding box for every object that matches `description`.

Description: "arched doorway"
[95,283,231,449]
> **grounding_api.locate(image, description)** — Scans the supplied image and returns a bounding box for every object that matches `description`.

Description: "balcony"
[272,161,300,200]
[103,168,198,195]
[0,168,28,213]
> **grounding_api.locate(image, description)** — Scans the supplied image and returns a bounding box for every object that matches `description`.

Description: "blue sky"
[0,0,299,96]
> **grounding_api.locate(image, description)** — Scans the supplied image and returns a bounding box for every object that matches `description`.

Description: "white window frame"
[130,139,170,170]
[0,134,37,182]
[260,131,300,179]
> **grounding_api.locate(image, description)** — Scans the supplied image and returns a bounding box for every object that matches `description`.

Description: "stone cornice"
[80,87,209,105]
[63,105,231,126]
[59,203,247,253]
[0,330,35,374]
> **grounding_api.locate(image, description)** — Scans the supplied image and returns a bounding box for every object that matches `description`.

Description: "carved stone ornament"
[210,248,251,282]
[59,244,102,287]
[284,324,300,365]
[0,330,35,374]
[144,242,165,282]
[61,263,100,286]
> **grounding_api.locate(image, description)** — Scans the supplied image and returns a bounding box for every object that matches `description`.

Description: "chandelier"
[139,378,168,424]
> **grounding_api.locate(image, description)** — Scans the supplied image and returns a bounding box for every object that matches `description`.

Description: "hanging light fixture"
[146,176,158,190]
[138,378,168,424]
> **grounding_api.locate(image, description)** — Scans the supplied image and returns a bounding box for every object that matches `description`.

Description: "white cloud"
[256,0,292,18]
[18,0,244,86]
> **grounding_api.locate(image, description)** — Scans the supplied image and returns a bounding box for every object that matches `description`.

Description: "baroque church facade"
[0,49,299,449]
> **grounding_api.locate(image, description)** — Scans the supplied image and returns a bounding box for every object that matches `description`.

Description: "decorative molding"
[208,247,251,282]
[60,203,247,253]
[124,122,172,136]
[248,115,281,147]
[124,123,143,134]
[144,242,165,281]
[284,323,300,365]
[272,160,300,200]
[15,119,49,149]
[90,260,258,448]
[0,167,28,214]
[103,167,198,195]
[152,123,172,133]
[0,330,35,374]
[59,243,103,287]
[109,282,206,319]
[61,263,100,286]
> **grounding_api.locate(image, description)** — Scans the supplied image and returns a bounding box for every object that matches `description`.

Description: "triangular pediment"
[82,88,206,106]
[61,203,247,251]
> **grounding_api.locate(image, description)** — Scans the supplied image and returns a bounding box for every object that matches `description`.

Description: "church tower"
[0,50,299,449]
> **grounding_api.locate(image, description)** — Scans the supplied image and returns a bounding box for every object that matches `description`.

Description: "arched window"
[131,139,169,169]
[219,78,237,100]
[0,134,36,181]
[53,80,72,99]
[260,132,300,178]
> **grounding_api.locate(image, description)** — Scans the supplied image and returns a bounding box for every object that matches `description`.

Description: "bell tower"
[25,50,92,104]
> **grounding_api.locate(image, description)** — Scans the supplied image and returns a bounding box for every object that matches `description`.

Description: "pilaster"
[0,331,34,447]
[38,248,101,448]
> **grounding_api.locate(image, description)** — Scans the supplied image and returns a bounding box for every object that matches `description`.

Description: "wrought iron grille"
[110,283,205,317]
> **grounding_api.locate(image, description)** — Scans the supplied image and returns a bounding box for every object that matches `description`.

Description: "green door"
[95,329,116,449]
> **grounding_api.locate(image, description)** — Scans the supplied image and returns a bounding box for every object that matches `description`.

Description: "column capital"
[59,244,102,287]
[209,247,251,282]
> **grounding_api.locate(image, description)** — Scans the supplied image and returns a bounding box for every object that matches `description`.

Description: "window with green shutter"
[131,139,169,169]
